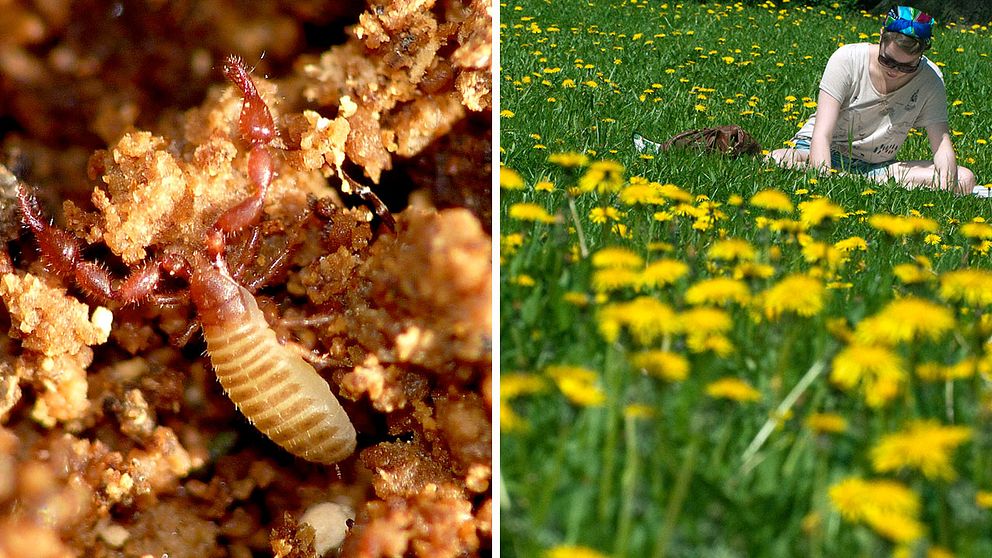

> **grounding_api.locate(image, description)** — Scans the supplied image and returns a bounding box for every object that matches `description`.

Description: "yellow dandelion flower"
[976,491,992,509]
[705,377,761,402]
[623,403,656,419]
[578,160,625,194]
[657,183,693,202]
[831,344,905,407]
[924,233,942,245]
[592,267,641,293]
[854,298,955,345]
[562,79,577,88]
[828,477,923,544]
[893,262,935,284]
[500,233,525,256]
[631,350,689,382]
[707,238,757,262]
[798,197,845,227]
[680,306,732,333]
[868,214,939,237]
[545,545,610,558]
[619,183,667,205]
[640,259,690,288]
[834,236,868,252]
[509,203,557,224]
[733,262,775,280]
[684,277,750,306]
[589,206,623,224]
[916,359,975,382]
[750,188,794,213]
[805,412,848,434]
[939,268,992,306]
[871,420,972,480]
[802,241,845,269]
[546,365,606,407]
[499,109,515,118]
[960,221,992,239]
[501,399,528,432]
[597,296,680,344]
[562,291,590,307]
[548,152,589,168]
[761,274,825,320]
[500,167,525,189]
[535,180,555,192]
[501,373,547,398]
[591,247,643,269]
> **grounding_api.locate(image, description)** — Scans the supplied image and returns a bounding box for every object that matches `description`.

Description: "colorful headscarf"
[884,6,935,46]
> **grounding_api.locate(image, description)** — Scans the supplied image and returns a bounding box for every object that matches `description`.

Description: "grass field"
[499,1,992,557]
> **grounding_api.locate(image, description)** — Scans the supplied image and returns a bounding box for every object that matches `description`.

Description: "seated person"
[768,6,977,194]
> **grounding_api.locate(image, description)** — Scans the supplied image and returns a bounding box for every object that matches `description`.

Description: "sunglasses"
[878,48,922,73]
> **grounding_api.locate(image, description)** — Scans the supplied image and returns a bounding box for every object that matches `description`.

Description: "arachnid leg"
[15,183,170,305]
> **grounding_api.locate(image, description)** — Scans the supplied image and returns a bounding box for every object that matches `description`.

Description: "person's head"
[881,6,934,55]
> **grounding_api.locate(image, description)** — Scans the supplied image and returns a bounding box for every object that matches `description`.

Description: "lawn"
[499,1,992,557]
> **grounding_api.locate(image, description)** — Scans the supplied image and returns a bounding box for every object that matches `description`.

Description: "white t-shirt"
[793,43,947,163]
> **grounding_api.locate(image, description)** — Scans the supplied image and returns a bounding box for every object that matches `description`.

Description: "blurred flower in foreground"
[548,151,590,168]
[546,365,606,407]
[871,420,972,480]
[509,202,558,224]
[705,377,761,402]
[939,268,992,306]
[854,298,955,345]
[831,344,905,408]
[631,350,689,382]
[578,160,625,194]
[829,477,923,544]
[761,274,825,320]
[500,166,526,189]
[750,188,794,213]
[805,412,848,434]
[598,297,680,344]
[545,545,610,558]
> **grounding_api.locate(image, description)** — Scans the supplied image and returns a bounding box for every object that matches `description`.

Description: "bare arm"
[809,90,842,172]
[925,121,958,191]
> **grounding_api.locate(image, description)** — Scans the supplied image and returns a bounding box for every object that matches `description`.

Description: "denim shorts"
[791,138,893,180]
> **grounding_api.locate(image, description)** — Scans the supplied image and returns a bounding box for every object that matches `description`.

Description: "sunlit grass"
[500,1,992,557]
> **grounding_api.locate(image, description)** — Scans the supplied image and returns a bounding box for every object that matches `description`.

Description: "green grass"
[500,2,992,557]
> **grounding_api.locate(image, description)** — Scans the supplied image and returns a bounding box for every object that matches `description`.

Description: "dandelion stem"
[614,414,640,558]
[597,344,624,522]
[653,425,701,558]
[740,359,826,475]
[567,194,589,258]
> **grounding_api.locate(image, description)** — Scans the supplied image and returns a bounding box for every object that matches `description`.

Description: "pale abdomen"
[201,290,356,464]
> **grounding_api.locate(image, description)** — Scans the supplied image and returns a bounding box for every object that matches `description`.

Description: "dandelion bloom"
[591,267,641,293]
[977,491,992,509]
[545,545,610,558]
[546,365,606,407]
[589,206,622,223]
[834,236,868,252]
[798,197,845,227]
[801,241,845,269]
[960,221,992,239]
[623,403,656,419]
[916,358,975,382]
[831,344,905,408]
[501,373,547,398]
[684,277,751,306]
[892,262,935,285]
[750,188,794,213]
[761,274,825,320]
[639,259,690,288]
[657,183,693,202]
[619,183,667,205]
[853,297,955,345]
[705,377,761,402]
[868,214,939,237]
[597,297,680,344]
[828,477,923,544]
[578,160,625,194]
[871,420,972,480]
[500,399,528,432]
[630,350,690,382]
[939,268,992,306]
[548,152,589,168]
[509,203,557,224]
[707,238,757,262]
[591,247,643,269]
[500,167,526,189]
[805,412,848,434]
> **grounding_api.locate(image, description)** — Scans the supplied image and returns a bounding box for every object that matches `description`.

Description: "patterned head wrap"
[884,6,935,46]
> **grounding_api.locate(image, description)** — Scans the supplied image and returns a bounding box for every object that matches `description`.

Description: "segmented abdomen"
[201,288,356,464]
